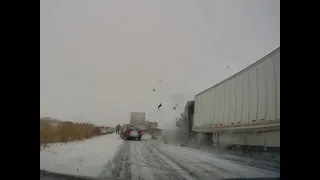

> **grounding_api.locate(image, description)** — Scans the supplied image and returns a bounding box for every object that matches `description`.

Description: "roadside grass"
[40,119,114,148]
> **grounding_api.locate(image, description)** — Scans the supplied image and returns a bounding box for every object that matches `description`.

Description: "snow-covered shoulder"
[40,133,124,178]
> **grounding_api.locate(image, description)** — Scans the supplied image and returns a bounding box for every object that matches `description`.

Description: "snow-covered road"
[105,140,280,180]
[40,133,280,180]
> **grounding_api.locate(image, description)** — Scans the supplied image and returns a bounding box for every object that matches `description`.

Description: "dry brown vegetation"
[40,118,114,147]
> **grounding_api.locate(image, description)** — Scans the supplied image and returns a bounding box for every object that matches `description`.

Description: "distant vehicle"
[130,112,146,130]
[146,121,158,129]
[120,124,143,141]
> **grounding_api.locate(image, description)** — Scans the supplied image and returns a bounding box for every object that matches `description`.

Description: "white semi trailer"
[130,112,146,130]
[192,47,280,152]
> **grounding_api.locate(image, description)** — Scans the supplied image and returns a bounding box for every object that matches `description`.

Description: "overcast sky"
[40,0,280,128]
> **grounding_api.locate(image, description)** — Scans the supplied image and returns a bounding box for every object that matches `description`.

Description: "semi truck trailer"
[130,112,146,130]
[191,47,280,152]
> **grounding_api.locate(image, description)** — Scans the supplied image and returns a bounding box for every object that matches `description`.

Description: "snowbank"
[40,133,124,177]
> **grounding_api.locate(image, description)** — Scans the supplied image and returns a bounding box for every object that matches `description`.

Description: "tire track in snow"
[98,140,130,179]
[139,142,188,180]
[175,146,280,172]
[148,142,279,179]
[129,140,156,180]
[148,143,213,180]
[128,140,194,180]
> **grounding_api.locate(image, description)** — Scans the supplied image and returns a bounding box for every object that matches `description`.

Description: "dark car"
[120,124,142,141]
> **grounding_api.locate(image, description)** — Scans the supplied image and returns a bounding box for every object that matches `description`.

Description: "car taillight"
[125,130,130,134]
[138,130,143,134]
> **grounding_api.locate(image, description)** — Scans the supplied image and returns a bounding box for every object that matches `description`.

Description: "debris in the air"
[226,65,230,71]
[159,79,161,81]
[158,103,162,109]
[153,89,156,92]
[173,104,178,110]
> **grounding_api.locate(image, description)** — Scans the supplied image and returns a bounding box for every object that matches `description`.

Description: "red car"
[120,124,143,141]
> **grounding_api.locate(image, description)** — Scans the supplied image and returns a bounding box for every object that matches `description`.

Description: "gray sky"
[40,0,280,128]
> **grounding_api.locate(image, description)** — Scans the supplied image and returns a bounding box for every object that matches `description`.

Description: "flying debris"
[226,65,230,71]
[158,103,162,109]
[153,89,156,92]
[159,79,161,82]
[173,104,178,110]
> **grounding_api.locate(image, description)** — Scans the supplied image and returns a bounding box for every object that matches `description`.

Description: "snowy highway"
[40,133,280,180]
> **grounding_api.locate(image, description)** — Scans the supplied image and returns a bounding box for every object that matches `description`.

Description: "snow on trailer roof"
[195,47,280,97]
